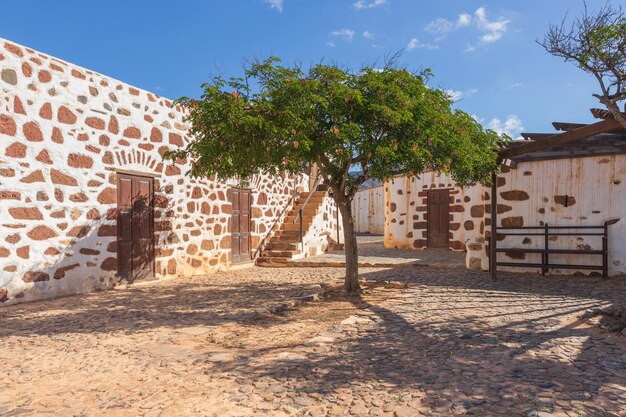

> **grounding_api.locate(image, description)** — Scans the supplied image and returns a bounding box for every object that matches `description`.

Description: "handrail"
[292,174,321,224]
[292,174,322,252]
[253,178,300,259]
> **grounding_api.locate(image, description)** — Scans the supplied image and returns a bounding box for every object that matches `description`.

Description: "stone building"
[384,117,626,276]
[0,38,339,305]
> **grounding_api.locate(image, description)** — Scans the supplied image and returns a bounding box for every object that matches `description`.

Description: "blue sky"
[1,0,613,137]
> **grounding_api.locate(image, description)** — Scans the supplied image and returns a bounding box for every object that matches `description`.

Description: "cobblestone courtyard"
[1,267,626,417]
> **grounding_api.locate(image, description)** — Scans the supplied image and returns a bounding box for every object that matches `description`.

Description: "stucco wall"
[384,154,626,276]
[384,173,483,253]
[302,193,343,257]
[352,185,384,234]
[0,38,304,305]
[477,155,626,275]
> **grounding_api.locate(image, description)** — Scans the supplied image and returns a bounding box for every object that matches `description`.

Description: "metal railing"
[292,175,322,252]
[489,223,610,278]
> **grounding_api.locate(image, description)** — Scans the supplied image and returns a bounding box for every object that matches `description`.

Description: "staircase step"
[266,242,300,251]
[262,249,301,258]
[299,190,327,199]
[295,196,325,205]
[256,256,290,267]
[270,236,302,243]
[283,222,313,231]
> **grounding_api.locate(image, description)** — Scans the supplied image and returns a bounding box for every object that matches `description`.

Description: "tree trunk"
[336,196,360,294]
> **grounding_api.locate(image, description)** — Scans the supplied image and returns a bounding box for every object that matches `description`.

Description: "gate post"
[490,172,497,281]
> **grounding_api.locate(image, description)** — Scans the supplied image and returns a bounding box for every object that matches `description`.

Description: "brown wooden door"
[117,174,154,280]
[427,189,450,248]
[230,188,251,264]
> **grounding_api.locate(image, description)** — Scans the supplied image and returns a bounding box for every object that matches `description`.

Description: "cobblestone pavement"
[291,235,466,267]
[2,266,626,417]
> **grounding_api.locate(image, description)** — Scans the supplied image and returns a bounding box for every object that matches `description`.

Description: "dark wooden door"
[427,189,450,248]
[230,188,251,264]
[117,174,154,280]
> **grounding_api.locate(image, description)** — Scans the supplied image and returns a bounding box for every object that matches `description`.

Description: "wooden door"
[117,174,154,280]
[427,189,450,248]
[230,188,251,264]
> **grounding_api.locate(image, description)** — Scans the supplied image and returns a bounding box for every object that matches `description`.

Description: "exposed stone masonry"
[0,38,305,304]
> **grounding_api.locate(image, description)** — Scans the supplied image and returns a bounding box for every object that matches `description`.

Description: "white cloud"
[474,6,510,43]
[445,88,479,102]
[457,13,472,27]
[406,37,438,51]
[424,18,455,34]
[326,41,336,48]
[331,29,355,41]
[263,0,283,12]
[354,0,387,10]
[487,115,524,139]
[362,31,374,39]
[510,82,524,89]
[424,7,511,49]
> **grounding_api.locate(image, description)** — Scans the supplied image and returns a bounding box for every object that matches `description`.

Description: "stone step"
[274,229,302,236]
[283,221,313,231]
[295,196,325,205]
[256,256,290,267]
[265,241,300,251]
[261,249,300,258]
[288,207,319,216]
[299,190,326,199]
[270,235,302,243]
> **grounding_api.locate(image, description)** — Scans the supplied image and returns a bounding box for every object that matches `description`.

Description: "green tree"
[165,58,506,293]
[540,2,626,130]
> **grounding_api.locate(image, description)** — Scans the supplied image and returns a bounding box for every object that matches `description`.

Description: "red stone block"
[13,97,26,114]
[0,114,17,136]
[67,153,93,169]
[38,70,51,83]
[27,225,57,240]
[23,271,50,283]
[9,207,43,220]
[58,106,77,124]
[23,122,43,141]
[85,117,105,130]
[123,126,141,139]
[21,170,45,183]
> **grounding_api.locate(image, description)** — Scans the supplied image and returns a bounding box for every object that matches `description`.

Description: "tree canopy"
[166,57,507,292]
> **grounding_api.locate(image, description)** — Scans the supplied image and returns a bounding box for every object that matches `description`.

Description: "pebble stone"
[1,266,625,416]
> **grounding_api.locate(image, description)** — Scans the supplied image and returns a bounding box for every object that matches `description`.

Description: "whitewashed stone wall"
[301,194,343,257]
[384,173,483,254]
[384,154,626,276]
[0,38,305,305]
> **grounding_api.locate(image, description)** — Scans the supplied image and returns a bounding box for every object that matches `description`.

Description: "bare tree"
[540,2,626,130]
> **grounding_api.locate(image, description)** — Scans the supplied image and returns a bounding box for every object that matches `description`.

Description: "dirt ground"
[1,266,626,417]
[0,267,398,417]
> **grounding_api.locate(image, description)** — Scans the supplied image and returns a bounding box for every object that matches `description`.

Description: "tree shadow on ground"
[0,275,339,338]
[209,269,626,416]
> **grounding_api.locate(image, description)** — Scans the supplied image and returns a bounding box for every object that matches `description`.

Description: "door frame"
[116,172,155,280]
[230,187,252,265]
[426,188,451,249]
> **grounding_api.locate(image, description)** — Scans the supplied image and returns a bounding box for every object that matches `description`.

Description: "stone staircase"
[256,187,328,267]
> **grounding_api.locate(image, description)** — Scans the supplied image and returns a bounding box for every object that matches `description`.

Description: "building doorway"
[230,188,251,264]
[427,189,450,248]
[117,173,154,280]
